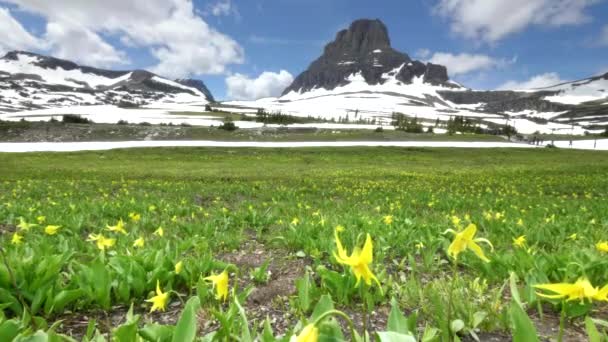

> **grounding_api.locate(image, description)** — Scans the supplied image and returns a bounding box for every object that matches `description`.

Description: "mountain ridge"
[0,51,213,113]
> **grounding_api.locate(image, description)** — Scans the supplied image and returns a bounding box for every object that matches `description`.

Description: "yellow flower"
[128,212,141,222]
[445,223,493,263]
[596,241,608,253]
[513,235,526,248]
[44,225,61,235]
[175,261,183,274]
[516,218,524,227]
[415,242,425,250]
[106,219,127,234]
[153,227,164,237]
[451,216,461,227]
[146,280,170,312]
[335,225,345,232]
[17,217,36,231]
[534,278,608,303]
[36,216,46,224]
[11,233,23,245]
[133,237,145,248]
[291,217,300,225]
[87,234,116,251]
[383,215,393,225]
[333,228,380,287]
[205,270,229,301]
[291,324,319,342]
[568,233,578,241]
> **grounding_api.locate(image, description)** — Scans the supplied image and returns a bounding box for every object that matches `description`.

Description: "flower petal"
[468,240,490,262]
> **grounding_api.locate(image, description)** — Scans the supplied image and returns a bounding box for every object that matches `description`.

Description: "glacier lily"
[596,241,608,253]
[333,227,381,288]
[11,233,23,245]
[445,223,493,262]
[205,270,229,301]
[87,234,116,251]
[17,217,36,231]
[513,235,526,248]
[534,278,608,303]
[133,237,144,248]
[175,261,183,275]
[44,225,61,235]
[291,323,319,342]
[146,280,170,313]
[106,219,127,235]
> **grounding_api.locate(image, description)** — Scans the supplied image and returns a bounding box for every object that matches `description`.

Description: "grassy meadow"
[0,147,607,341]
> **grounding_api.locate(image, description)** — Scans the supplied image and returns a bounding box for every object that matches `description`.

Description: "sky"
[0,0,607,101]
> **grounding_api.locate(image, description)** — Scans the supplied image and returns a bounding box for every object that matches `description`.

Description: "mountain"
[225,19,608,135]
[282,19,459,95]
[0,51,213,113]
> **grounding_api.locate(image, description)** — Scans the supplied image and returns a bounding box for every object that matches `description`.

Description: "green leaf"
[234,294,252,342]
[387,298,409,334]
[450,319,464,334]
[0,319,21,341]
[421,325,439,342]
[260,317,275,342]
[585,316,602,342]
[472,311,487,329]
[171,296,200,342]
[311,295,334,322]
[139,324,174,342]
[295,274,311,313]
[376,331,417,342]
[509,301,540,342]
[317,318,345,342]
[509,272,523,308]
[113,307,140,342]
[50,289,85,314]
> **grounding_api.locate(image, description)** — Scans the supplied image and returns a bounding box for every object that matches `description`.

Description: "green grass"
[0,147,607,340]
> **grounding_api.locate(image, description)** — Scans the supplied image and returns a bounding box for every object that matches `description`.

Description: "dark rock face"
[175,79,215,102]
[282,19,455,95]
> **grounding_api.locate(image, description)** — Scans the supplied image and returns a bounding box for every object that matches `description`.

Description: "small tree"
[218,119,238,131]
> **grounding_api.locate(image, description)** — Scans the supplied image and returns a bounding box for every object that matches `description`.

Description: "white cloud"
[434,0,599,43]
[45,22,127,68]
[0,7,43,54]
[208,0,235,17]
[415,48,431,59]
[428,52,512,75]
[226,70,294,100]
[498,72,567,90]
[1,0,244,77]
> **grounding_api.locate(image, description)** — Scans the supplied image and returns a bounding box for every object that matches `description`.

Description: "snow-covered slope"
[0,51,212,113]
[536,73,608,105]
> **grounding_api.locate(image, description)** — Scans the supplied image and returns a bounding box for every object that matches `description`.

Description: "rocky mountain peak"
[281,19,455,95]
[324,19,393,57]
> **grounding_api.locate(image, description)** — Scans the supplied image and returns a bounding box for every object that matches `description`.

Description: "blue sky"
[1,0,608,100]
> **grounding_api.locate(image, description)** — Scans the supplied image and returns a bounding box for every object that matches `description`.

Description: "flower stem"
[558,304,566,342]
[447,260,458,340]
[313,309,357,339]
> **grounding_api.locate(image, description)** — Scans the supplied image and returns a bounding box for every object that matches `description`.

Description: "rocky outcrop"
[438,90,573,113]
[175,79,215,102]
[282,19,455,95]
